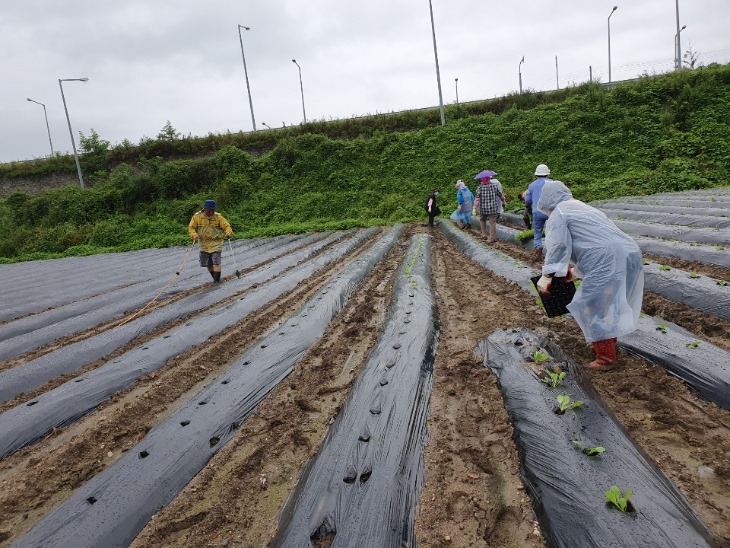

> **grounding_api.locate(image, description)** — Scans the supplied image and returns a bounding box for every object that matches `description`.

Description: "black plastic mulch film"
[439,220,730,410]
[0,228,373,458]
[12,225,404,548]
[0,233,321,363]
[272,235,438,547]
[0,231,346,406]
[479,328,715,548]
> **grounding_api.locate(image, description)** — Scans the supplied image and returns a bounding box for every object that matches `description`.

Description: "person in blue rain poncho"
[450,180,474,229]
[535,181,644,370]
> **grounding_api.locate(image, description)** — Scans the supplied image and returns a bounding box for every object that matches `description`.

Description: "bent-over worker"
[535,181,644,371]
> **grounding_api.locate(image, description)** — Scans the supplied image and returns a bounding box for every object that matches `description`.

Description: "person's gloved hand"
[225,231,232,239]
[564,267,575,282]
[537,275,552,295]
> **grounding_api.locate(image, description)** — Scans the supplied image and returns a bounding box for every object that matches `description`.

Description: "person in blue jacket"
[523,163,552,259]
[450,180,474,229]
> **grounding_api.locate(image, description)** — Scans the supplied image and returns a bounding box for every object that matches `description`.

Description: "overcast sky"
[2,0,728,163]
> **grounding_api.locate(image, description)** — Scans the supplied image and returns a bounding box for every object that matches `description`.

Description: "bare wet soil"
[0,224,728,547]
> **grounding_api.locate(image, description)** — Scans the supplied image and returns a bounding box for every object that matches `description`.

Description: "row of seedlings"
[273,235,438,546]
[480,328,716,547]
[12,225,405,548]
[0,228,382,457]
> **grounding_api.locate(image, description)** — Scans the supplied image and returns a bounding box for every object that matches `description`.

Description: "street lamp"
[58,77,88,188]
[518,56,525,93]
[675,24,687,69]
[608,6,618,83]
[291,59,307,124]
[261,122,272,130]
[26,98,54,157]
[675,0,682,71]
[427,0,445,126]
[455,78,459,105]
[237,24,257,131]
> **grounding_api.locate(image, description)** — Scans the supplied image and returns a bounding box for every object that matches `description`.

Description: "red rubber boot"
[589,338,617,371]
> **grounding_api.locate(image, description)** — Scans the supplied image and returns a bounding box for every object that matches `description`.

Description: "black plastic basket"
[531,275,576,318]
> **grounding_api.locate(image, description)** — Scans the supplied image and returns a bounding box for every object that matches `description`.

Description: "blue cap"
[203,199,216,210]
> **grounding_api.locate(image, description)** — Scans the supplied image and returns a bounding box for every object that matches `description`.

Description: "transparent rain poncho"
[537,181,644,342]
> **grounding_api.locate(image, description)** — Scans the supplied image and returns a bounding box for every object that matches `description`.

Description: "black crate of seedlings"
[531,275,576,318]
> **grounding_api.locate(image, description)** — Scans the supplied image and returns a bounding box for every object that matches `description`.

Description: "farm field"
[0,189,728,547]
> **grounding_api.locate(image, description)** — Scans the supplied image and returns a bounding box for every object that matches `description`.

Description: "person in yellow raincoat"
[188,199,233,283]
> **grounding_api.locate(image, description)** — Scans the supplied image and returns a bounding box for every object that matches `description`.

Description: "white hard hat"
[534,164,550,176]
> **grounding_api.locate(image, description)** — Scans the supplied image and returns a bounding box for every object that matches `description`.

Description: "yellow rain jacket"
[188,211,232,253]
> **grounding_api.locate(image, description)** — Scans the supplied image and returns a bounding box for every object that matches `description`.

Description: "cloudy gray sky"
[2,0,728,163]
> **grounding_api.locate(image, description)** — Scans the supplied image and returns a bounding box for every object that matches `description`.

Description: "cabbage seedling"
[689,272,700,278]
[572,440,606,456]
[686,340,701,349]
[556,394,583,413]
[659,264,671,271]
[541,370,566,388]
[533,349,550,363]
[655,322,667,334]
[604,485,633,512]
[717,280,728,287]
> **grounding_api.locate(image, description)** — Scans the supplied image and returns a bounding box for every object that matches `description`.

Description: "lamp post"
[237,24,257,131]
[427,0,445,126]
[608,6,617,83]
[675,0,682,71]
[675,24,686,69]
[58,77,88,188]
[518,56,525,93]
[261,122,272,130]
[26,98,54,157]
[455,78,459,105]
[291,59,307,124]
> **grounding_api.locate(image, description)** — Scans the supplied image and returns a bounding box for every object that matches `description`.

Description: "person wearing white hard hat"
[535,181,644,371]
[522,163,552,259]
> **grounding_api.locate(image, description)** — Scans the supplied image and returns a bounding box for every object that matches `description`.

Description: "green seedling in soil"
[604,485,633,512]
[643,260,650,265]
[533,349,550,363]
[686,340,701,349]
[717,280,728,287]
[690,242,699,247]
[572,440,606,456]
[541,370,566,388]
[557,394,583,413]
[689,272,700,278]
[659,264,671,271]
[656,322,667,334]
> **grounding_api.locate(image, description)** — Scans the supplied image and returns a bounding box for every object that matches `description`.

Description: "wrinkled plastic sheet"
[12,225,405,548]
[0,230,354,405]
[480,328,716,548]
[622,315,730,409]
[0,228,380,457]
[500,211,530,227]
[0,233,322,361]
[593,202,729,218]
[440,220,538,292]
[273,235,438,547]
[643,261,730,321]
[612,220,730,246]
[632,236,729,269]
[599,207,730,229]
[442,222,730,409]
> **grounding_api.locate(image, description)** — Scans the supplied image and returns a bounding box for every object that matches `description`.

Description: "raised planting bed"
[273,235,438,546]
[480,328,716,547]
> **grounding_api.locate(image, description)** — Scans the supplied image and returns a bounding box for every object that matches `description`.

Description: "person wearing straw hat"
[188,199,233,284]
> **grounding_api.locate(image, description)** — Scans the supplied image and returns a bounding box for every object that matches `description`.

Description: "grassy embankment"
[1,64,728,262]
